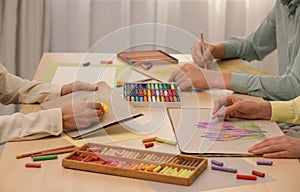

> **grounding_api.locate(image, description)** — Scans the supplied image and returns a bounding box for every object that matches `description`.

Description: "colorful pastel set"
[62,143,207,186]
[117,50,178,65]
[123,82,181,107]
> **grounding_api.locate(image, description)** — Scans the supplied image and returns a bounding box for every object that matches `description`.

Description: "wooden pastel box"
[117,50,178,65]
[62,143,207,186]
[123,82,181,107]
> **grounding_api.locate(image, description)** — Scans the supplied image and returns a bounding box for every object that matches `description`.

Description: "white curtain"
[0,0,51,115]
[51,0,277,74]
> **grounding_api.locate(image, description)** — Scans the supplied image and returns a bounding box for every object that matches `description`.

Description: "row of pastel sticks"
[124,83,180,103]
[210,159,269,180]
[81,145,174,163]
[169,156,202,168]
[69,151,194,178]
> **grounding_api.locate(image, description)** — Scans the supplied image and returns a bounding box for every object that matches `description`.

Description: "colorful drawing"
[196,122,267,142]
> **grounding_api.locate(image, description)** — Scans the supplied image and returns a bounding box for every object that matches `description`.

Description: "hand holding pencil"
[191,32,216,68]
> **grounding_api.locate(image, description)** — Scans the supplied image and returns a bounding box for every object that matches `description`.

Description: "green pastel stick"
[32,154,58,161]
[155,137,177,146]
[82,62,90,67]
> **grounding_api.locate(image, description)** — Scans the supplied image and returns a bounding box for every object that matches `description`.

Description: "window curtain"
[0,0,51,115]
[51,0,276,74]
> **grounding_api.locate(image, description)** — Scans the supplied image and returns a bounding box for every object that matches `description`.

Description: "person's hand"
[168,64,209,90]
[213,95,272,120]
[61,81,98,96]
[248,135,300,158]
[191,41,225,68]
[168,63,230,91]
[62,102,104,130]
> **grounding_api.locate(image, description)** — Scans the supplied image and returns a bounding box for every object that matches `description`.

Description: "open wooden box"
[62,143,207,186]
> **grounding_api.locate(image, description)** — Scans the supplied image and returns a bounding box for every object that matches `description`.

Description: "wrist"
[260,101,272,120]
[212,43,225,59]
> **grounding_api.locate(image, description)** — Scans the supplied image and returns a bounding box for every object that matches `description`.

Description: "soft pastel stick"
[25,163,42,168]
[152,96,156,102]
[163,90,167,96]
[155,137,177,146]
[236,174,257,180]
[159,84,163,90]
[144,143,154,148]
[211,165,237,173]
[139,89,143,96]
[172,90,177,96]
[156,96,160,102]
[170,84,175,90]
[257,160,273,166]
[173,96,178,102]
[211,159,224,167]
[32,154,58,161]
[160,90,164,96]
[141,136,157,143]
[252,170,265,177]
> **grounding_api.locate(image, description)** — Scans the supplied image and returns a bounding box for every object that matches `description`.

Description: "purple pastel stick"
[257,160,273,166]
[211,159,224,167]
[211,165,237,173]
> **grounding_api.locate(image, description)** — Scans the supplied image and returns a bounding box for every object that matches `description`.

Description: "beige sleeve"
[0,108,63,144]
[270,96,300,124]
[0,63,62,104]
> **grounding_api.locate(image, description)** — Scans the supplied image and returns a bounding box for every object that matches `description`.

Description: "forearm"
[201,69,231,89]
[230,71,300,101]
[0,109,63,145]
[0,63,62,104]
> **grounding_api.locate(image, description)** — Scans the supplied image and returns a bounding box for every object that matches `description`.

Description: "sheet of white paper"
[51,66,116,87]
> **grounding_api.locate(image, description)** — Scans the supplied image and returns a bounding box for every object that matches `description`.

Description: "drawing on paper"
[196,122,267,142]
[154,65,177,76]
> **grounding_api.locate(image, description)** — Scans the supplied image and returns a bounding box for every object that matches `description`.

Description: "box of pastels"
[62,143,207,186]
[123,82,181,107]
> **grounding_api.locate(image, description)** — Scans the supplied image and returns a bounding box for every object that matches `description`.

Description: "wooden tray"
[62,143,207,186]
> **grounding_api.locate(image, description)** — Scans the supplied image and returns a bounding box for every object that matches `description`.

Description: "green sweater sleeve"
[223,0,300,101]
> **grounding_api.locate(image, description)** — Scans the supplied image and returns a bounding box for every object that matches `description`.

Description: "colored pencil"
[16,145,76,159]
